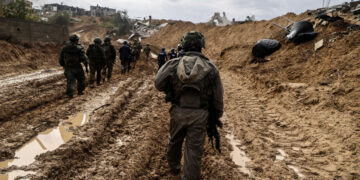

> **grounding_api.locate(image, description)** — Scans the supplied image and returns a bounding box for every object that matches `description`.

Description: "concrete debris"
[352,5,360,15]
[315,39,324,51]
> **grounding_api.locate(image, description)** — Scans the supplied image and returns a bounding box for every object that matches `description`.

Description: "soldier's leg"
[107,62,113,79]
[75,67,86,94]
[183,112,208,180]
[89,65,96,87]
[64,68,75,97]
[96,67,102,85]
[167,108,187,174]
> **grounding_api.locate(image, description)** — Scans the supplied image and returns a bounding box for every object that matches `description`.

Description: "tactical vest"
[63,44,81,67]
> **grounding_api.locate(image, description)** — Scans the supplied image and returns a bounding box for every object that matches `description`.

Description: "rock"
[315,39,324,51]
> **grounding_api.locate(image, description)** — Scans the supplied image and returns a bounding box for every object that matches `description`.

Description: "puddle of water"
[275,149,287,162]
[225,134,251,175]
[0,170,35,180]
[0,69,62,88]
[288,165,305,178]
[0,113,89,180]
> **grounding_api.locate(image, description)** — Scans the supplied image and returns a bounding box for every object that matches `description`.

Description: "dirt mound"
[145,12,360,115]
[0,40,61,76]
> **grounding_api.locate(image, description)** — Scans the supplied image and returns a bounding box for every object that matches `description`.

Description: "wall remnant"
[0,17,69,44]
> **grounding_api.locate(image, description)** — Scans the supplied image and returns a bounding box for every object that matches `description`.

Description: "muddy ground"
[0,53,358,179]
[1,13,359,179]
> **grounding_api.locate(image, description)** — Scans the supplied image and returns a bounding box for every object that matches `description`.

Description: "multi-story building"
[43,3,86,17]
[90,5,116,17]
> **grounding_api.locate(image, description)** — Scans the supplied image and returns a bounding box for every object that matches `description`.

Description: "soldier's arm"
[155,60,179,92]
[79,45,89,65]
[111,45,116,61]
[211,67,224,118]
[59,48,65,67]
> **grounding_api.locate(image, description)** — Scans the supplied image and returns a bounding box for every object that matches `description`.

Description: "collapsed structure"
[209,12,232,26]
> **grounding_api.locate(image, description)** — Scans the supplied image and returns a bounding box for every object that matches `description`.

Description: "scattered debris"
[287,21,318,44]
[315,39,324,51]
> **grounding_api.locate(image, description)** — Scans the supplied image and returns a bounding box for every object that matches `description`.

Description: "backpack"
[173,56,213,109]
[64,45,80,67]
[103,45,112,61]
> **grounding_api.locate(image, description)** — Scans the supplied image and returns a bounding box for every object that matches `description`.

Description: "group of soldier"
[59,34,150,98]
[60,31,224,180]
[157,45,185,69]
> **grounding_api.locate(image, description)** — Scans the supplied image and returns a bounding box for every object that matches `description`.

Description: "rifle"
[207,104,223,153]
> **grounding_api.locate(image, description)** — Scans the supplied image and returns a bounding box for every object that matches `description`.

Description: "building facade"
[90,5,116,17]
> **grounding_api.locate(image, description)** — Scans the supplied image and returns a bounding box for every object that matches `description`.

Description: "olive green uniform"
[86,44,106,85]
[59,42,88,97]
[102,43,116,80]
[144,46,151,61]
[155,51,224,180]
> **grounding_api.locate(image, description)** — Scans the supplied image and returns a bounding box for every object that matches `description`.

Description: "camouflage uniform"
[102,38,117,80]
[59,36,89,98]
[86,38,106,86]
[155,31,224,180]
[144,44,151,61]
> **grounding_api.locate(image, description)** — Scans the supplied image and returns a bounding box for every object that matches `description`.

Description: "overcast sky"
[30,0,349,22]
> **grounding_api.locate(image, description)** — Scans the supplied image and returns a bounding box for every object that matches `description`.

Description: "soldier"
[133,39,142,62]
[155,31,224,179]
[177,44,185,57]
[157,48,168,70]
[59,34,89,98]
[119,41,131,74]
[86,37,106,88]
[144,44,151,61]
[168,48,178,60]
[102,36,116,81]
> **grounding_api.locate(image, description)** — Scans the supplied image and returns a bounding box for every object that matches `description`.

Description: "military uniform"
[155,31,224,180]
[158,49,168,70]
[144,45,151,61]
[59,40,89,98]
[102,42,116,80]
[86,40,105,86]
[119,43,131,73]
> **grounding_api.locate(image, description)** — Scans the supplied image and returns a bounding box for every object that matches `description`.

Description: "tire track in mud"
[0,66,133,160]
[28,75,146,179]
[222,71,360,179]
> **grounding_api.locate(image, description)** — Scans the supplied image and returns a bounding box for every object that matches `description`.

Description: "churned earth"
[1,12,360,180]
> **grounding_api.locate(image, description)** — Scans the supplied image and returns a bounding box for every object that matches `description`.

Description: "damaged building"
[90,5,116,17]
[42,3,87,17]
[209,12,232,26]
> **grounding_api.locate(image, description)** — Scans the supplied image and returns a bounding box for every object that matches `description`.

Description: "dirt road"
[1,54,358,179]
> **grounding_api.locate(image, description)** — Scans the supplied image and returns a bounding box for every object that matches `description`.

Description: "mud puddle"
[274,149,305,178]
[225,134,251,176]
[0,113,89,180]
[0,69,62,87]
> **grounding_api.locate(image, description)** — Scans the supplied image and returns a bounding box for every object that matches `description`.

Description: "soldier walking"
[144,44,151,61]
[59,35,89,98]
[86,37,106,88]
[119,41,131,74]
[102,36,116,81]
[168,48,178,60]
[155,31,224,180]
[157,48,168,70]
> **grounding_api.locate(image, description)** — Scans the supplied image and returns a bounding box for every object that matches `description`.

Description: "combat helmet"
[94,37,102,44]
[181,31,205,52]
[69,34,79,43]
[104,36,111,43]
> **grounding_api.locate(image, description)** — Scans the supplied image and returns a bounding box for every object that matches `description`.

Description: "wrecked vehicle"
[287,21,318,44]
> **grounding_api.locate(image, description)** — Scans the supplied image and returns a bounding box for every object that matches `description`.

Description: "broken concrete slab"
[315,39,324,51]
